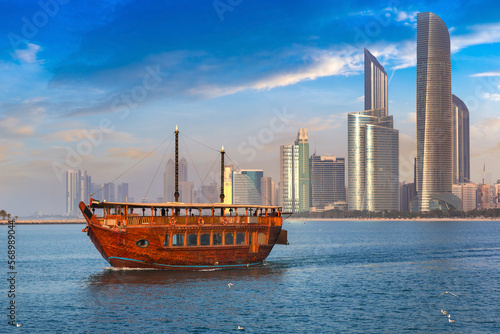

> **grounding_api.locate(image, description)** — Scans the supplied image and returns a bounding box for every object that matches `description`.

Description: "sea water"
[2,220,500,333]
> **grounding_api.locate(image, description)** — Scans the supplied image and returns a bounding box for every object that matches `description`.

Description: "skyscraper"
[348,49,399,212]
[295,128,310,212]
[279,129,310,213]
[452,95,470,184]
[117,183,129,202]
[223,165,234,204]
[232,169,263,205]
[103,183,115,202]
[66,170,91,216]
[309,154,346,209]
[416,12,460,211]
[280,144,298,213]
[260,176,277,206]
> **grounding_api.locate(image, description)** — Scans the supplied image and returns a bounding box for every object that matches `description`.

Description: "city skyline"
[2,1,500,215]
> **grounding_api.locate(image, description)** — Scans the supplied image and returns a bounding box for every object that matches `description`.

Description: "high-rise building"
[477,184,492,209]
[261,176,276,206]
[416,12,460,211]
[280,144,298,213]
[232,170,263,205]
[452,95,470,184]
[452,183,477,212]
[309,154,346,209]
[295,128,310,212]
[163,157,189,202]
[279,129,310,213]
[103,183,115,202]
[494,180,500,208]
[65,170,91,216]
[194,182,219,204]
[400,182,416,212]
[179,181,194,203]
[223,165,234,204]
[348,49,399,212]
[117,183,129,202]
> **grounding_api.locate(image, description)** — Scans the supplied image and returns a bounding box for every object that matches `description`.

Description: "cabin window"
[200,233,210,246]
[172,234,184,246]
[187,234,198,246]
[136,239,149,248]
[249,233,253,245]
[236,233,245,245]
[213,233,222,246]
[225,233,234,245]
[163,235,170,247]
[257,232,267,245]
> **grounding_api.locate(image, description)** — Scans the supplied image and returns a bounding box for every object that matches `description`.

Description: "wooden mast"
[174,125,179,203]
[220,146,225,215]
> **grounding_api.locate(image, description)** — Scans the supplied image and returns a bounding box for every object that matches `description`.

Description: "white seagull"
[439,291,458,297]
[238,326,245,330]
[448,318,455,323]
[17,323,22,327]
[441,310,447,315]
[228,283,234,288]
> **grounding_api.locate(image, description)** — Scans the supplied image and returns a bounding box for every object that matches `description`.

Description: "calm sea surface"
[2,220,500,333]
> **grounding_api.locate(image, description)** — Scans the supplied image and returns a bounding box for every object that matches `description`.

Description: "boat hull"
[80,201,284,270]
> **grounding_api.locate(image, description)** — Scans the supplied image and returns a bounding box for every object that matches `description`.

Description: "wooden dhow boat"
[79,127,288,270]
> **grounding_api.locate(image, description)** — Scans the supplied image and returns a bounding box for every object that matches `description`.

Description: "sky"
[1,0,500,216]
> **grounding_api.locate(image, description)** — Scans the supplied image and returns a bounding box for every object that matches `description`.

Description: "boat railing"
[96,214,280,227]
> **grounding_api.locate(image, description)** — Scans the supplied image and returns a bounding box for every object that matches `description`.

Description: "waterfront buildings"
[103,183,115,202]
[232,169,263,205]
[494,180,500,208]
[309,154,346,210]
[452,95,470,184]
[452,183,477,212]
[223,165,234,204]
[348,49,399,212]
[416,12,460,211]
[163,157,188,202]
[65,170,91,216]
[279,128,310,213]
[261,176,277,206]
[400,182,416,212]
[117,183,129,202]
[477,184,492,209]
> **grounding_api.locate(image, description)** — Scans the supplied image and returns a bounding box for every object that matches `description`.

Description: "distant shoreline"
[287,217,500,222]
[0,219,86,225]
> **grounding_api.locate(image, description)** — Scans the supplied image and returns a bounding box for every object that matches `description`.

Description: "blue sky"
[1,0,500,215]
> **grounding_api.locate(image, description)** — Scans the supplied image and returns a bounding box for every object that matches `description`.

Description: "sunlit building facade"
[416,12,459,211]
[280,144,299,213]
[348,49,399,211]
[452,95,470,184]
[310,154,346,209]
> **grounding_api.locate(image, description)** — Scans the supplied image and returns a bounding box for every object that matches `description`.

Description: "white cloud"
[395,10,418,23]
[14,43,42,64]
[470,72,500,77]
[482,92,500,101]
[451,22,500,53]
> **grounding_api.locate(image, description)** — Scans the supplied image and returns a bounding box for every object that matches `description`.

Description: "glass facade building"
[348,49,399,211]
[416,12,458,211]
[452,95,470,184]
[232,169,263,205]
[280,144,299,213]
[309,154,345,208]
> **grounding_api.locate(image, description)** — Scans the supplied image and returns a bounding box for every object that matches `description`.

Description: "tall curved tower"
[416,12,454,211]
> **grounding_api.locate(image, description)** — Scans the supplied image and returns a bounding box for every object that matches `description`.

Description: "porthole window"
[136,239,149,248]
[213,233,222,246]
[200,233,210,246]
[187,234,198,246]
[236,233,245,245]
[225,233,234,245]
